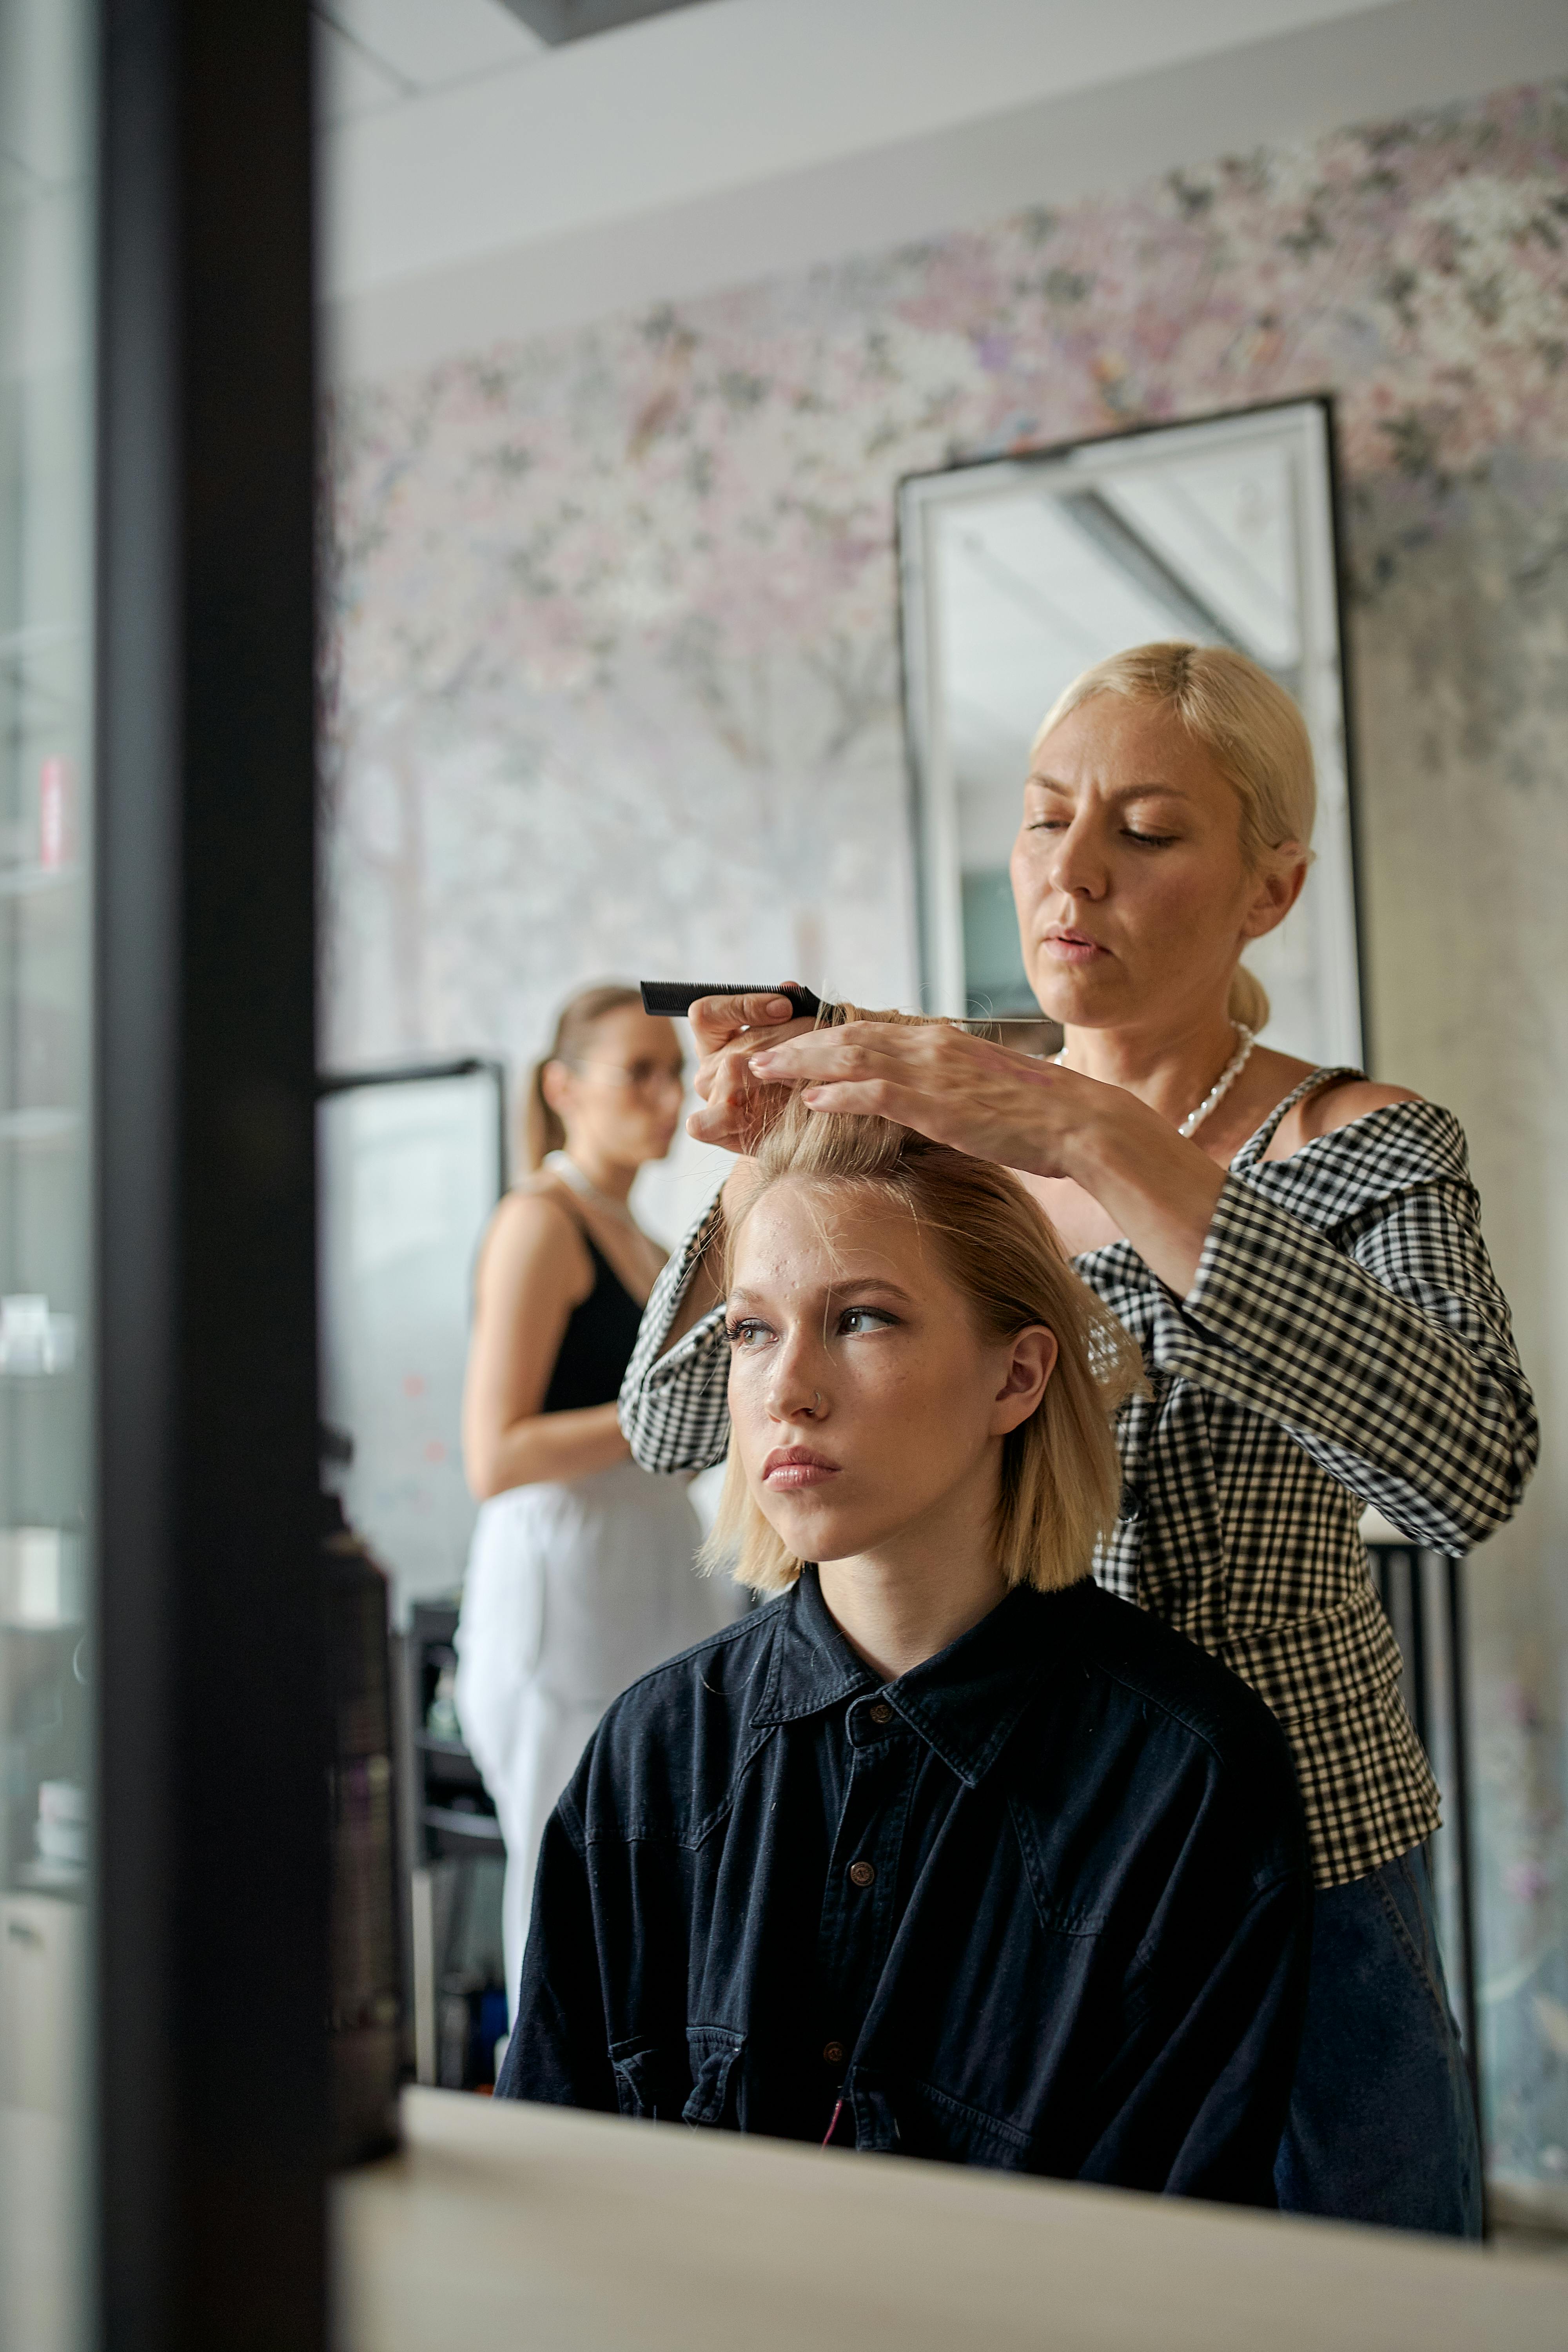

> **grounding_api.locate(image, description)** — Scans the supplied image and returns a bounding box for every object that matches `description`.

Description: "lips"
[1041,925,1108,965]
[762,1446,839,1490]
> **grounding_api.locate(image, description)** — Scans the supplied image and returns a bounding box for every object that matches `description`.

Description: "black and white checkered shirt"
[620,1074,1538,1888]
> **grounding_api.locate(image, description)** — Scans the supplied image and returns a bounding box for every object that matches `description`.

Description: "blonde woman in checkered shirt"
[619,642,1536,2235]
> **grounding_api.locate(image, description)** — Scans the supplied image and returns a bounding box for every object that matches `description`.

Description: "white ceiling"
[319,0,1568,376]
[314,0,544,126]
[321,0,1387,294]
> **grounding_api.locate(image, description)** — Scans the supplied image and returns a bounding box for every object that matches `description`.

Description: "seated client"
[499,1087,1311,2204]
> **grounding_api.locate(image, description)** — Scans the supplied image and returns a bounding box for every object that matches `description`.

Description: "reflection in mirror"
[899,400,1362,1065]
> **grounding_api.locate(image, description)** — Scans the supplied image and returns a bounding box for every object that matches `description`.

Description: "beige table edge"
[334,2087,1566,2352]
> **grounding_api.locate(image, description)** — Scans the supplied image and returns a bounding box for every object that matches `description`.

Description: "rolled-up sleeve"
[618,1191,735,1474]
[1160,1109,1537,1554]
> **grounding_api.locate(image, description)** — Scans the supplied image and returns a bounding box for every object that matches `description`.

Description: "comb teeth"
[639,982,825,1019]
[636,982,1056,1050]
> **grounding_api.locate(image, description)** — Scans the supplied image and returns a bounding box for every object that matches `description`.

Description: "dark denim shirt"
[499,1568,1311,2205]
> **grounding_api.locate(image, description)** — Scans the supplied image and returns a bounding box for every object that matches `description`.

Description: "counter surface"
[335,2088,1566,2352]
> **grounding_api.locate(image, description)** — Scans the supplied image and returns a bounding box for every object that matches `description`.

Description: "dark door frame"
[94,4,326,2344]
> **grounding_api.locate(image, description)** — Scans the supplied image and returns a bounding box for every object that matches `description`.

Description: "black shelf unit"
[396,1601,508,2091]
[404,1602,501,1858]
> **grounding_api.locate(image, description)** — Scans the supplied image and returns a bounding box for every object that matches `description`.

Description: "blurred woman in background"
[456,983,733,2014]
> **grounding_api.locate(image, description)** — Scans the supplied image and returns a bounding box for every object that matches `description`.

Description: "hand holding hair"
[747,1017,1228,1296]
[746,1018,1098,1179]
[683,987,822,1158]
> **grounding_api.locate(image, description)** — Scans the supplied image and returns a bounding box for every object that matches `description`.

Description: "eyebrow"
[1026,773,1193,803]
[827,1276,918,1303]
[727,1276,918,1307]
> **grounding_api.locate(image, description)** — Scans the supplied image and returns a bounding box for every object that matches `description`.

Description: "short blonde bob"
[701,1009,1145,1597]
[1033,641,1316,1034]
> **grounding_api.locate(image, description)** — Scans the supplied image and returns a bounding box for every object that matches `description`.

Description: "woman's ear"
[1240,846,1308,944]
[539,1057,574,1118]
[991,1326,1057,1436]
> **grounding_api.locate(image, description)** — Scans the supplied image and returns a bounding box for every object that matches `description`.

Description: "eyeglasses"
[568,1058,688,1100]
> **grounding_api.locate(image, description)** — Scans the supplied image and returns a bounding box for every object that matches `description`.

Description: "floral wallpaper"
[325,80,1568,2186]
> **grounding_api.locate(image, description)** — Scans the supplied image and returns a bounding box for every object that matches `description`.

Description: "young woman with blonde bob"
[454,984,732,2018]
[621,644,1537,2233]
[501,1086,1312,2200]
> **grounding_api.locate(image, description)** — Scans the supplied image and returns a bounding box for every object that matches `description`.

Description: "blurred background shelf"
[395,1601,508,2093]
[0,866,82,900]
[419,1804,504,1848]
[0,1110,80,1147]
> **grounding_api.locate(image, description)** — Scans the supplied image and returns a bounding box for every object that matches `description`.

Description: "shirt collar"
[751,1565,1086,1789]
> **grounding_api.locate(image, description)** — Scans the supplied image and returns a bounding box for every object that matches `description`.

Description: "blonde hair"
[701,1008,1144,1598]
[1033,642,1316,1034]
[521,983,641,1171]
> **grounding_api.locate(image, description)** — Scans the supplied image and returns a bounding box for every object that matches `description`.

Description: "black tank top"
[540,1220,646,1415]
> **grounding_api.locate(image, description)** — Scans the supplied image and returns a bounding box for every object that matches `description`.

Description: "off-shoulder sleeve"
[618,1189,734,1474]
[1158,1103,1537,1554]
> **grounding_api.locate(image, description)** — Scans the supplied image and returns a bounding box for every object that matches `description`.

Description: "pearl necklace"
[544,1150,640,1229]
[1054,1024,1258,1141]
[1176,1024,1258,1138]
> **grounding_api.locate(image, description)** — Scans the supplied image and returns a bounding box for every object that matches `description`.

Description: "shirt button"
[822,2040,846,2065]
[867,1702,893,1725]
[848,1859,876,1887]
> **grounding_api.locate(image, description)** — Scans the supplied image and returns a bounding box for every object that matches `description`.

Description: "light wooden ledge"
[334,2087,1566,2352]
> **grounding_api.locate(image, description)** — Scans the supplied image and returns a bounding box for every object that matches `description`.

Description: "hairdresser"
[619,643,1537,2235]
[455,984,732,2016]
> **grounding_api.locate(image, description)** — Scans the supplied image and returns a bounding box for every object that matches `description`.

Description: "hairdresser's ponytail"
[1227,964,1270,1033]
[519,982,642,1171]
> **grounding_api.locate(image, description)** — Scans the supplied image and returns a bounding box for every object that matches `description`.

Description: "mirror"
[898,398,1363,1065]
[318,1060,508,1621]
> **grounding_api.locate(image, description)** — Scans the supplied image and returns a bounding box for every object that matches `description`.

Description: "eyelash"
[724,1307,898,1347]
[1025,818,1177,848]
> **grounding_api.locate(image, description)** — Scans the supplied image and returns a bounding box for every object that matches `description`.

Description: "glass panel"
[0,0,95,2345]
[318,1065,506,1622]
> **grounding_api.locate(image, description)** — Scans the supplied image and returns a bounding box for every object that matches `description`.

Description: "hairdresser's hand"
[748,1020,1234,1294]
[686,991,821,1156]
[744,1019,1114,1180]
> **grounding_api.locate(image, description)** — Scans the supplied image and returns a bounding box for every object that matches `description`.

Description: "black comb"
[640,982,826,1019]
[638,980,1054,1045]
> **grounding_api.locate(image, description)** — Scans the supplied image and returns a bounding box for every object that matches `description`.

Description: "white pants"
[454,1459,733,2017]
